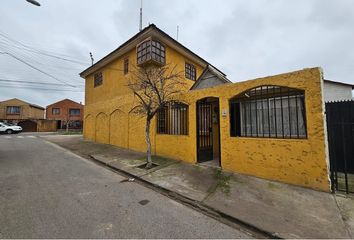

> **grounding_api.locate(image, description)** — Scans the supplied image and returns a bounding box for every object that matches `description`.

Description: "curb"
[89,154,281,239]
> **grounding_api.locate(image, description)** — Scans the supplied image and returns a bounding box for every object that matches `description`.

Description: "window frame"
[123,58,129,75]
[69,108,81,116]
[156,102,189,136]
[94,72,103,87]
[185,62,196,81]
[229,85,307,139]
[6,106,21,115]
[137,38,165,66]
[52,108,60,115]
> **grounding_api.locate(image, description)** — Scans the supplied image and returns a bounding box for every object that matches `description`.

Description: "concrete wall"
[323,82,353,102]
[84,67,330,192]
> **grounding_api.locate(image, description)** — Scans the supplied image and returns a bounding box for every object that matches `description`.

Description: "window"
[185,63,196,80]
[124,58,129,75]
[6,106,20,115]
[69,109,80,116]
[94,72,103,87]
[157,102,188,135]
[137,39,165,65]
[230,85,307,139]
[52,108,60,115]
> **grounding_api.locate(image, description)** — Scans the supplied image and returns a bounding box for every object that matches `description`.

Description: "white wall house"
[323,80,354,102]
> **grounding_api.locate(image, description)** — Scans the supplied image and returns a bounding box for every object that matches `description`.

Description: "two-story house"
[80,24,331,192]
[46,99,84,129]
[0,98,44,122]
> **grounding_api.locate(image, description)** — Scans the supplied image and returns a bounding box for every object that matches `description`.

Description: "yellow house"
[0,98,44,120]
[80,24,330,192]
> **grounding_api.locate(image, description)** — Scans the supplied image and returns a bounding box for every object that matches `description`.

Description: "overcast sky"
[0,0,353,107]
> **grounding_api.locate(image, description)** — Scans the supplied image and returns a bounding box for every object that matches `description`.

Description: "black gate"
[197,100,213,162]
[326,101,354,193]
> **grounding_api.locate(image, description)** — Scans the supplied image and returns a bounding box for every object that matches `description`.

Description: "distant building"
[324,79,354,102]
[0,98,44,121]
[0,98,52,132]
[46,99,84,129]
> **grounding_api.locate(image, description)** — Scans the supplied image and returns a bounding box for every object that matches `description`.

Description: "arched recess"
[229,85,307,139]
[95,112,109,144]
[84,114,95,140]
[109,109,128,148]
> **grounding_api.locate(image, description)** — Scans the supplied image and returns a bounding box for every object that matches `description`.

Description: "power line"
[0,84,84,92]
[0,78,84,87]
[0,32,89,65]
[0,41,86,83]
[0,51,77,87]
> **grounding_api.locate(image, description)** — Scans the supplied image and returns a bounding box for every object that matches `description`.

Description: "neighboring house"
[0,98,44,121]
[80,24,331,192]
[323,79,354,102]
[0,98,51,132]
[46,99,84,129]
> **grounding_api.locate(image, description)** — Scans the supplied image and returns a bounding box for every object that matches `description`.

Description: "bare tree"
[128,64,186,168]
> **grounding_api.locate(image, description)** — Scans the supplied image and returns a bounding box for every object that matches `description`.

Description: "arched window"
[230,85,307,138]
[157,102,188,135]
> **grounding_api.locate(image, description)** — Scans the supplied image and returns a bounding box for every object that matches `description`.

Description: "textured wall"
[83,53,330,191]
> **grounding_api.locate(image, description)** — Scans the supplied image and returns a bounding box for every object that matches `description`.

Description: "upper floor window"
[157,102,188,135]
[185,63,196,80]
[6,106,20,115]
[137,39,165,66]
[94,72,103,87]
[52,108,60,115]
[69,109,81,116]
[230,85,307,139]
[124,58,129,75]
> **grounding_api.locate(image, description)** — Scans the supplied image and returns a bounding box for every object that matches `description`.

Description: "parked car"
[0,122,22,134]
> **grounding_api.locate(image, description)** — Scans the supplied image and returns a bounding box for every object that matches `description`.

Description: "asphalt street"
[0,133,251,238]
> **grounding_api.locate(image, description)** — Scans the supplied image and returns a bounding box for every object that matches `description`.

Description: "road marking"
[17,136,24,138]
[26,136,36,138]
[4,136,12,139]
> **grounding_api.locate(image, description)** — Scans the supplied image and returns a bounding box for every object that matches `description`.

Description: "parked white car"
[0,122,23,134]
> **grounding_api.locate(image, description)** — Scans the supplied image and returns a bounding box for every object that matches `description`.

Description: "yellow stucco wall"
[83,45,330,192]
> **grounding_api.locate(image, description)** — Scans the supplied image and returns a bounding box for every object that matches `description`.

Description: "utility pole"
[176,25,179,41]
[89,52,94,66]
[139,0,143,31]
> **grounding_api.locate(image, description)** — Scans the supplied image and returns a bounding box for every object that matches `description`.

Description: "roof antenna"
[176,25,179,41]
[89,52,94,66]
[139,0,143,31]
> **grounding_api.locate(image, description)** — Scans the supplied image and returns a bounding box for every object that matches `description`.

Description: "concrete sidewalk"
[44,135,353,239]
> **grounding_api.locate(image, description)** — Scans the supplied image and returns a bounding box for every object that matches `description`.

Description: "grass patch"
[138,155,175,165]
[267,182,280,190]
[208,169,232,195]
[58,131,82,135]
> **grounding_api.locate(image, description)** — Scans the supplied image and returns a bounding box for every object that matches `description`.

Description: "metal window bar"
[230,85,306,139]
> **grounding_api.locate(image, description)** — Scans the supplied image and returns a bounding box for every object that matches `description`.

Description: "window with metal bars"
[185,62,196,80]
[156,102,188,135]
[137,39,165,65]
[123,58,129,75]
[230,85,307,139]
[94,72,103,87]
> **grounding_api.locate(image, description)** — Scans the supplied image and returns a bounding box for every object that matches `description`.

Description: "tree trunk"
[145,118,152,168]
[66,121,69,132]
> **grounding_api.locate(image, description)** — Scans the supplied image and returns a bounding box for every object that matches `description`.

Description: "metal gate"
[197,100,213,162]
[326,101,354,193]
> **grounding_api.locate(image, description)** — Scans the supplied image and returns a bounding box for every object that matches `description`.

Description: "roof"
[46,98,83,108]
[190,65,232,90]
[0,98,44,110]
[80,24,225,78]
[324,79,354,89]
